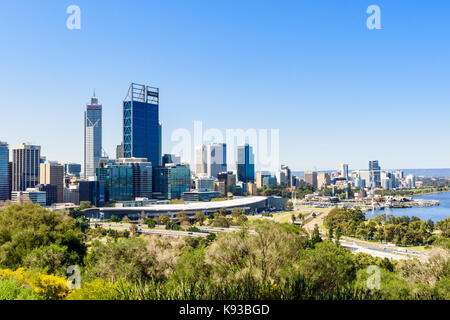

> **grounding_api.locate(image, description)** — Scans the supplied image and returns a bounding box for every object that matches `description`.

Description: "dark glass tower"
[237,144,255,183]
[123,83,160,167]
[369,160,381,188]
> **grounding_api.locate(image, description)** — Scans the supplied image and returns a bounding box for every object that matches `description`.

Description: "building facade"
[153,164,191,200]
[195,144,207,175]
[84,94,102,178]
[369,160,381,188]
[123,83,160,168]
[40,161,64,203]
[0,141,9,201]
[237,144,255,183]
[12,143,41,192]
[304,171,318,188]
[207,143,227,178]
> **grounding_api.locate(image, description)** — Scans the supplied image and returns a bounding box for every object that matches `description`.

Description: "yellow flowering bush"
[0,268,71,300]
[67,279,118,300]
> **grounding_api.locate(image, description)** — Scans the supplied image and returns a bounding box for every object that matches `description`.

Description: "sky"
[0,0,449,172]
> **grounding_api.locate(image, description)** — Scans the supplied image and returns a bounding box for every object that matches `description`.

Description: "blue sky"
[0,0,449,171]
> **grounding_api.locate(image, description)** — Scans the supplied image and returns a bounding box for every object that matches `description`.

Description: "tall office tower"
[40,161,64,203]
[237,144,255,183]
[116,143,124,160]
[116,158,153,199]
[207,143,227,178]
[8,162,12,199]
[280,165,292,187]
[304,170,318,188]
[158,122,162,167]
[195,144,207,174]
[12,143,41,191]
[340,164,349,180]
[369,160,381,187]
[123,83,160,167]
[0,141,9,200]
[84,93,102,178]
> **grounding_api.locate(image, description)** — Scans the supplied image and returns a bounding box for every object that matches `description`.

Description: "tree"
[176,211,190,224]
[231,208,244,220]
[328,227,334,241]
[157,215,170,225]
[122,216,130,224]
[284,201,294,211]
[335,226,342,245]
[166,221,181,231]
[111,215,121,223]
[79,201,92,210]
[0,203,86,269]
[310,224,322,248]
[144,218,156,229]
[194,212,206,226]
[130,224,138,238]
[212,216,230,228]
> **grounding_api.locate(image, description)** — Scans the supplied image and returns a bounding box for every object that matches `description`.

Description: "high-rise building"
[12,143,41,191]
[207,143,227,178]
[0,141,9,201]
[256,171,271,189]
[40,161,64,203]
[317,172,331,187]
[280,165,292,187]
[162,154,181,166]
[369,160,381,188]
[153,164,191,200]
[123,83,160,168]
[64,163,82,178]
[194,174,215,192]
[116,158,153,199]
[96,162,134,202]
[304,171,318,187]
[84,93,102,178]
[276,170,286,186]
[195,144,207,175]
[237,144,255,183]
[36,184,57,206]
[116,143,124,160]
[340,164,349,180]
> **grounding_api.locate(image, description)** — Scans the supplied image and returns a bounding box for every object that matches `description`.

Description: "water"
[368,192,450,222]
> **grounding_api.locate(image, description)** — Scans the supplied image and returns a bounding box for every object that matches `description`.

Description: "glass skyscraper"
[369,160,381,188]
[0,141,9,200]
[96,163,133,203]
[123,83,160,168]
[84,94,102,179]
[237,144,255,183]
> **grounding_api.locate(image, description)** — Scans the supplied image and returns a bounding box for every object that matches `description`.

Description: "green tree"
[111,215,121,223]
[157,215,170,225]
[122,216,130,224]
[310,224,322,248]
[176,211,190,224]
[79,201,92,210]
[0,203,86,269]
[144,218,156,229]
[284,201,294,211]
[194,212,206,226]
[212,216,230,228]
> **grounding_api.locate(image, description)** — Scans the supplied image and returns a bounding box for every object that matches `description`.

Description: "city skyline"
[1,1,450,170]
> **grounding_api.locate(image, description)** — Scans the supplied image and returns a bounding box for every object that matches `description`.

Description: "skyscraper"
[116,158,153,199]
[0,141,9,201]
[207,143,227,178]
[12,143,41,191]
[237,144,255,183]
[304,171,318,187]
[40,161,64,203]
[340,164,349,180]
[369,160,381,188]
[281,165,292,188]
[195,144,207,175]
[84,93,102,178]
[123,83,160,168]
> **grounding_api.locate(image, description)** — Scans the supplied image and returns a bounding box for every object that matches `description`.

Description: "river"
[367,191,450,222]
